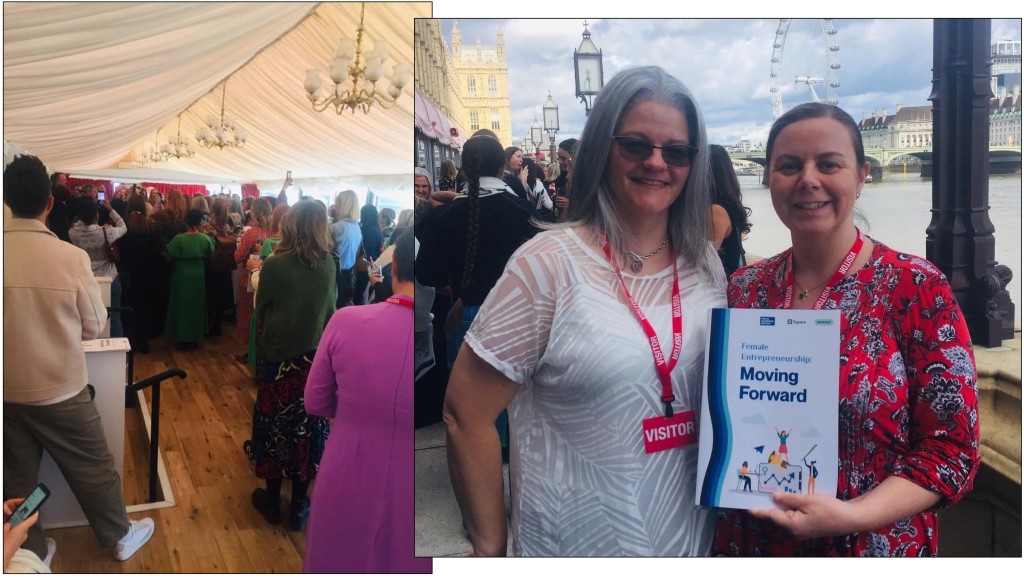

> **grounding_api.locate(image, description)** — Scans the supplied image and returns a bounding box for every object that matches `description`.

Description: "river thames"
[738,173,1022,325]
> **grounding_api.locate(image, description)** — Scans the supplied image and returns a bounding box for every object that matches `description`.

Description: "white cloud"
[440,18,1021,147]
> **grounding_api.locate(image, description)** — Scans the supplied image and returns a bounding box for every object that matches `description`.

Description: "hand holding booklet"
[696,308,840,510]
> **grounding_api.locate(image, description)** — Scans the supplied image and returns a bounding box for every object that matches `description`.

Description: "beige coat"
[3,218,106,404]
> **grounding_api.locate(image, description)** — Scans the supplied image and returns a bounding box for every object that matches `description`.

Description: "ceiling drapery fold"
[3,2,429,182]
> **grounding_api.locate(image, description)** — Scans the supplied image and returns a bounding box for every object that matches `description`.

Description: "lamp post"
[573,21,604,116]
[543,91,559,161]
[530,118,543,159]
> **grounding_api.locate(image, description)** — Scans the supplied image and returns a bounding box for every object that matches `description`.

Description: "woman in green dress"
[165,209,214,349]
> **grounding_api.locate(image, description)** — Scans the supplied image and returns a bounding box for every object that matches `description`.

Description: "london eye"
[770,19,841,120]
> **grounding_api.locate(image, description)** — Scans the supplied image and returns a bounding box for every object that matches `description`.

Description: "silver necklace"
[625,237,670,273]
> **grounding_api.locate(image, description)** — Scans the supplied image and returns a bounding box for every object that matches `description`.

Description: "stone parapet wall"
[974,334,1022,486]
[940,331,1021,556]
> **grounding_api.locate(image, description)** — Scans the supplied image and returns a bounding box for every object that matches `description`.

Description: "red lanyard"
[783,229,864,310]
[385,295,414,309]
[601,235,682,419]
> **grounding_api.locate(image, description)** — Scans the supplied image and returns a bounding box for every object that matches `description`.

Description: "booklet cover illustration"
[696,308,840,510]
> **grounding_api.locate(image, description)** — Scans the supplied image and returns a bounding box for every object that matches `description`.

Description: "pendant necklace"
[625,237,670,274]
[793,273,830,301]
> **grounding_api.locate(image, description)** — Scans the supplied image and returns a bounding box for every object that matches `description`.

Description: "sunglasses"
[612,135,697,168]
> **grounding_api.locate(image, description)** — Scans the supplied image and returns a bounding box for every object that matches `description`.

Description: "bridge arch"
[990,150,1022,174]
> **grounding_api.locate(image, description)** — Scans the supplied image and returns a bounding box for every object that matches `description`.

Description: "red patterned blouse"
[714,241,980,557]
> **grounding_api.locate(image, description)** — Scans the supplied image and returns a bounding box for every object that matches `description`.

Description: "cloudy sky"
[439,19,1022,148]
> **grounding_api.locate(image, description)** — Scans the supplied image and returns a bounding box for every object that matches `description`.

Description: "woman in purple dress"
[303,228,430,574]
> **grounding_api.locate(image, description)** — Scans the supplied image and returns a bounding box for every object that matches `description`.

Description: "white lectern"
[95,275,112,337]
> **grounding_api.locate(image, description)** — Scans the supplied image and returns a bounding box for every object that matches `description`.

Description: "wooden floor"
[47,323,309,573]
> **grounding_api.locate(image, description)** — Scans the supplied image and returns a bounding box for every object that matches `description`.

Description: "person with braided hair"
[442,66,726,557]
[415,134,537,371]
[416,135,537,461]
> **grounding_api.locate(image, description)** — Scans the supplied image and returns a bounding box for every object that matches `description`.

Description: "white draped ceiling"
[3,2,430,188]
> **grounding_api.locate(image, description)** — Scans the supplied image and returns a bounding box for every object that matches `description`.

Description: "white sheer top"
[465,227,727,556]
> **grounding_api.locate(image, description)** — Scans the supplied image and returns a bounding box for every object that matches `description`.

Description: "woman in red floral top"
[233,197,273,346]
[714,103,980,557]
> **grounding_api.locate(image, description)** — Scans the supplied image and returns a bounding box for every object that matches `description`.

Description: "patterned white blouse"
[465,227,727,556]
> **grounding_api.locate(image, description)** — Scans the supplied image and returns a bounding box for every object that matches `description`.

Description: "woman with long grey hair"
[443,66,725,557]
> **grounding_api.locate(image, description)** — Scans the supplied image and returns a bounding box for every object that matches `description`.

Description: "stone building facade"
[858,93,1021,150]
[858,104,933,149]
[989,85,1022,146]
[449,22,512,146]
[414,19,464,132]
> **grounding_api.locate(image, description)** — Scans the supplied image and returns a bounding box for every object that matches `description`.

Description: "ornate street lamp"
[573,21,604,116]
[530,118,543,158]
[543,91,559,161]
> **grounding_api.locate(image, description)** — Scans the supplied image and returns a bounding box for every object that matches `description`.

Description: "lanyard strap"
[385,295,414,309]
[601,234,682,419]
[783,229,864,310]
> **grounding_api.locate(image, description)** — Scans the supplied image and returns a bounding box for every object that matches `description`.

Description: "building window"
[488,75,497,96]
[467,76,476,97]
[470,110,479,131]
[491,111,500,130]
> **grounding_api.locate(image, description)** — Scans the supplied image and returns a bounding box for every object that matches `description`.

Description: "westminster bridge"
[729,145,1022,180]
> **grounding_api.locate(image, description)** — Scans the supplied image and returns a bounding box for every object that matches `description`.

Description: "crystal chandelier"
[303,2,411,115]
[141,131,161,166]
[195,81,247,149]
[156,115,196,160]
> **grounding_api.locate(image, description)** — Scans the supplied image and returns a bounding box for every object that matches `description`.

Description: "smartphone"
[6,483,50,527]
[97,191,106,201]
[286,170,292,180]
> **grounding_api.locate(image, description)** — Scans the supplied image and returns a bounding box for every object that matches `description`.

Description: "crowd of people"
[4,158,426,572]
[413,65,980,558]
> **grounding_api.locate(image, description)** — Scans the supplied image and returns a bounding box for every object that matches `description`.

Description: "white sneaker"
[43,537,56,567]
[114,518,155,561]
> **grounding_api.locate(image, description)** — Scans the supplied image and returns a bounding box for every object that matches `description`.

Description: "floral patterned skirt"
[245,352,330,481]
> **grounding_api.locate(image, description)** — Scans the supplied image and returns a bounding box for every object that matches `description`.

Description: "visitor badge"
[642,410,697,454]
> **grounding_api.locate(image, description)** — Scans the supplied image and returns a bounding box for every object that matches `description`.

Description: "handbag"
[210,234,237,272]
[354,241,371,274]
[103,227,121,263]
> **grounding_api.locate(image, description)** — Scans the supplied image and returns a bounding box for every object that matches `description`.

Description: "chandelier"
[303,2,411,114]
[141,131,160,166]
[154,115,196,161]
[195,81,247,149]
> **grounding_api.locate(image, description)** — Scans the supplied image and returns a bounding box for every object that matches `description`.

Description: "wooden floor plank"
[45,325,307,572]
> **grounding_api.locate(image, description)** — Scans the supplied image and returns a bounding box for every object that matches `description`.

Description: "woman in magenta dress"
[303,229,430,574]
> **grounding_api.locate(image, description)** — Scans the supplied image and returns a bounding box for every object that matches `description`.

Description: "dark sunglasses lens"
[618,139,653,160]
[662,146,692,167]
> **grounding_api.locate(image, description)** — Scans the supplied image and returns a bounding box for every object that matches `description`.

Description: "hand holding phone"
[5,483,50,527]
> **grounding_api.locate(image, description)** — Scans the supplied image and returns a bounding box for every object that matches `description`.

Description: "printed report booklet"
[696,308,840,510]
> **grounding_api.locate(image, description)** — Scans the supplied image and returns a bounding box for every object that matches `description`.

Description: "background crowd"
[4,160,426,573]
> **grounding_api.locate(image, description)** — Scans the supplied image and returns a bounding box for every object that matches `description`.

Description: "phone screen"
[97,192,106,201]
[7,483,50,527]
